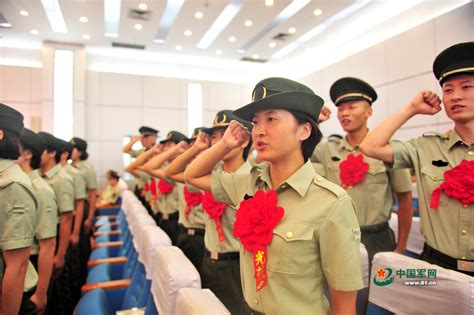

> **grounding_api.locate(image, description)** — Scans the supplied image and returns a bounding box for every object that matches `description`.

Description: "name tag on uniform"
[457,260,474,272]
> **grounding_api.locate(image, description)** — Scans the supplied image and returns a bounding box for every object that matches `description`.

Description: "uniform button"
[286,231,293,239]
[461,229,467,235]
[316,177,322,182]
[468,151,473,156]
[433,175,438,179]
[461,256,466,260]
[464,204,469,208]
[254,299,259,305]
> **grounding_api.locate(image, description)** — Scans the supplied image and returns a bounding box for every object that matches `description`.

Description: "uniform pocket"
[267,222,314,274]
[366,163,388,184]
[420,165,449,207]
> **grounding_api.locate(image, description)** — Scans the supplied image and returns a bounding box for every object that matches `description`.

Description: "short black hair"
[79,149,89,160]
[291,111,322,162]
[242,137,253,161]
[20,143,41,170]
[0,129,21,160]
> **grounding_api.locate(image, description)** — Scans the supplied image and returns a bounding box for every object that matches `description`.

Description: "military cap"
[233,77,324,123]
[330,77,377,106]
[106,170,120,180]
[0,103,24,136]
[59,139,74,154]
[188,127,206,142]
[203,110,253,134]
[139,126,159,135]
[433,42,474,85]
[20,128,47,156]
[70,137,87,151]
[38,132,64,152]
[159,130,188,144]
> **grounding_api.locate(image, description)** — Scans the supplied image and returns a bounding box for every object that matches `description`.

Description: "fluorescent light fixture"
[153,39,165,44]
[30,29,39,35]
[272,0,369,59]
[134,23,143,30]
[265,0,274,6]
[82,34,90,40]
[228,36,236,42]
[268,42,276,48]
[239,0,310,51]
[139,3,148,10]
[155,0,185,42]
[184,30,192,36]
[197,0,245,49]
[244,20,253,27]
[187,83,203,137]
[104,0,121,38]
[20,10,29,16]
[216,49,223,55]
[40,0,67,33]
[79,16,88,23]
[252,54,259,59]
[288,27,296,33]
[194,11,203,19]
[176,45,183,51]
[313,9,322,16]
[53,50,74,140]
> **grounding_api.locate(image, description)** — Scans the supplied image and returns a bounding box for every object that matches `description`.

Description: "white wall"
[301,3,474,140]
[85,71,251,186]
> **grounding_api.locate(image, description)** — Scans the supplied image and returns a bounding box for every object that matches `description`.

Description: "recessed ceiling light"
[153,39,165,44]
[288,27,296,34]
[194,11,203,19]
[252,54,259,59]
[82,34,90,40]
[216,49,223,55]
[265,0,274,7]
[228,36,236,42]
[244,20,253,27]
[30,29,39,35]
[20,10,29,16]
[79,16,88,23]
[138,3,148,10]
[313,9,323,16]
[268,42,276,48]
[184,30,192,36]
[134,23,143,30]
[176,45,183,51]
[237,49,245,54]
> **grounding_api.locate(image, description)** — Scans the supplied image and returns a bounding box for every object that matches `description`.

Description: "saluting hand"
[131,135,141,143]
[409,90,442,115]
[193,131,211,151]
[151,143,163,154]
[318,105,332,123]
[174,140,189,154]
[223,120,250,149]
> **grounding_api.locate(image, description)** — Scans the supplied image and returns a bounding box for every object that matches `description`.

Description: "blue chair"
[87,247,139,283]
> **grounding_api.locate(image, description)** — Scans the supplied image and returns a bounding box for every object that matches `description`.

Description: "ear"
[0,130,4,140]
[24,149,33,161]
[297,122,312,142]
[366,105,373,118]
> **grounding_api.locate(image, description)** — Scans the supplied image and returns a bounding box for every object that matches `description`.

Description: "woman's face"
[71,147,80,161]
[251,109,310,163]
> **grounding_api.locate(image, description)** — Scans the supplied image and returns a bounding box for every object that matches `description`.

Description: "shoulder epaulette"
[422,131,444,138]
[313,176,346,199]
[328,134,343,144]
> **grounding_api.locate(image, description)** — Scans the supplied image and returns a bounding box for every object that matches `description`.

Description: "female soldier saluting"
[186,78,363,315]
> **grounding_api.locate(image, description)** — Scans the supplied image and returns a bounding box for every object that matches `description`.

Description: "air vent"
[272,33,291,41]
[129,9,151,21]
[112,42,145,50]
[241,57,268,63]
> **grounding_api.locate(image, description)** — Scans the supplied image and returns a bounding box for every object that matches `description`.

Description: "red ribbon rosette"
[184,187,203,218]
[430,160,474,209]
[233,189,284,291]
[149,179,158,206]
[158,179,174,195]
[143,182,150,192]
[202,192,227,242]
[339,153,369,189]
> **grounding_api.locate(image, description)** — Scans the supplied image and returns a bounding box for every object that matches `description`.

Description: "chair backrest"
[138,225,172,279]
[75,289,113,315]
[175,288,230,315]
[369,252,474,314]
[151,246,201,315]
[120,263,149,310]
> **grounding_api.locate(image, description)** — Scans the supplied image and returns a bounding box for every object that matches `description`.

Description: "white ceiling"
[0,0,470,82]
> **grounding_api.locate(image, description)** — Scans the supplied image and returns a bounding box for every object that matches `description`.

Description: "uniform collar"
[44,164,61,179]
[0,159,16,174]
[28,169,41,180]
[254,160,315,198]
[447,129,468,150]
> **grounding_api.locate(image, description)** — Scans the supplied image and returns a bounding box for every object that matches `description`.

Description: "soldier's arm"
[394,191,413,254]
[329,288,357,315]
[71,199,84,245]
[31,237,56,312]
[54,211,73,276]
[122,135,141,154]
[360,90,441,163]
[142,141,188,180]
[2,247,31,315]
[124,148,155,177]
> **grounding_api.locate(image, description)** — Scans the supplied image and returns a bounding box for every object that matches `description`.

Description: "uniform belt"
[205,250,240,261]
[423,243,474,272]
[161,212,179,220]
[360,221,389,233]
[242,300,265,315]
[185,227,205,236]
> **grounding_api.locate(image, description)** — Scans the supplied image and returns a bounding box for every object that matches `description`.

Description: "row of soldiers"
[0,111,99,315]
[123,41,473,315]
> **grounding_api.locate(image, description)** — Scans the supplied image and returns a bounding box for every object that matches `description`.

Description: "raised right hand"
[409,90,442,115]
[193,131,211,151]
[222,120,251,149]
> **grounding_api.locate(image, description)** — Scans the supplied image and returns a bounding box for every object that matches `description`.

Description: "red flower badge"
[158,179,174,195]
[183,187,203,218]
[339,154,369,189]
[430,160,474,209]
[202,192,227,242]
[233,189,284,291]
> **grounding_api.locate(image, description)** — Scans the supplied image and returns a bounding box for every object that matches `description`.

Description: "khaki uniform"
[43,164,74,216]
[63,164,87,201]
[312,136,412,226]
[129,147,146,158]
[98,184,120,207]
[178,183,206,229]
[390,130,474,260]
[76,160,97,191]
[211,160,363,315]
[28,169,58,255]
[0,159,37,269]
